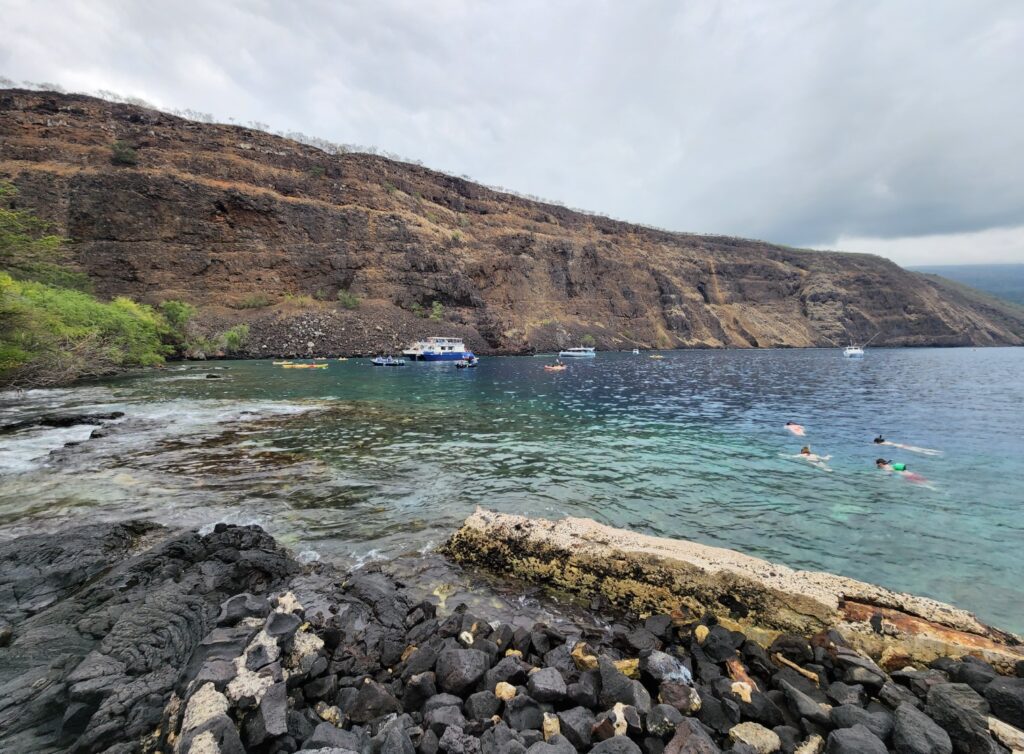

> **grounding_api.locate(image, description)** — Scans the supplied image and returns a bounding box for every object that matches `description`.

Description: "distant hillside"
[909,264,1024,306]
[2,89,1024,353]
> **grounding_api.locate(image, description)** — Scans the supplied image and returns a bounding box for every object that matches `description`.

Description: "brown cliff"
[2,89,1023,355]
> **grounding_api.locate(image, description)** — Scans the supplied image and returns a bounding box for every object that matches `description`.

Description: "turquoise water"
[1,348,1022,632]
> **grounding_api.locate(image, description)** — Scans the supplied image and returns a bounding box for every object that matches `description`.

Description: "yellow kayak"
[282,363,328,369]
[650,355,665,360]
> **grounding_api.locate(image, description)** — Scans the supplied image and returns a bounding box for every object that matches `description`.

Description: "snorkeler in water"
[785,421,806,436]
[876,457,928,484]
[796,445,831,471]
[873,435,942,456]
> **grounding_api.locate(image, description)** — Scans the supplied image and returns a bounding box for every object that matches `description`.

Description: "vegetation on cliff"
[0,183,168,386]
[0,183,248,387]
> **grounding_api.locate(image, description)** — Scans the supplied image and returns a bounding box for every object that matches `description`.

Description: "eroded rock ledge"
[442,509,1024,673]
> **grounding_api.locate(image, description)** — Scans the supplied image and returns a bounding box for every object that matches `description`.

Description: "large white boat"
[843,346,865,358]
[558,346,596,357]
[402,336,475,361]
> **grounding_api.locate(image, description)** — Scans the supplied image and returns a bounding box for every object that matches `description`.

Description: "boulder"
[983,676,1024,728]
[436,649,490,695]
[824,724,887,754]
[892,702,952,754]
[527,667,567,703]
[728,721,781,754]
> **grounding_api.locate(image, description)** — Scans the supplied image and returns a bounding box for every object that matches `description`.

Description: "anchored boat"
[403,336,475,362]
[558,346,596,358]
[371,356,406,367]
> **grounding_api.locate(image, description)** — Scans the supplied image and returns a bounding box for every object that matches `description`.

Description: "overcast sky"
[2,0,1023,265]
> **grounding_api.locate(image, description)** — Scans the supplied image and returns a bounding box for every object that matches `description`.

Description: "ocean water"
[1,348,1022,632]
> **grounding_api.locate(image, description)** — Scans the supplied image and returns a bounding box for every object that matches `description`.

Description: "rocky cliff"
[3,89,1023,355]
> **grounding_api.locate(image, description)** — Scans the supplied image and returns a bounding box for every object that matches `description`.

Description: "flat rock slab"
[442,509,1024,672]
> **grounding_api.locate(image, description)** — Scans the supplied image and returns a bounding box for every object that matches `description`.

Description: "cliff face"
[2,89,1023,354]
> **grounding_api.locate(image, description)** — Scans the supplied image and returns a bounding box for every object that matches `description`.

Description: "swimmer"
[785,421,806,436]
[875,458,929,484]
[796,445,832,471]
[873,435,942,456]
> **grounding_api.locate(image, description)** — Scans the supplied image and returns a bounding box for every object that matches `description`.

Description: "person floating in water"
[796,445,831,471]
[876,458,929,484]
[873,435,942,456]
[785,421,806,436]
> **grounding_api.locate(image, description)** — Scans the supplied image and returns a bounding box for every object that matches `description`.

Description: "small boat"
[544,364,567,372]
[371,356,406,367]
[842,332,878,358]
[282,363,328,369]
[337,357,348,361]
[632,348,640,355]
[455,357,479,369]
[650,354,665,360]
[558,347,596,358]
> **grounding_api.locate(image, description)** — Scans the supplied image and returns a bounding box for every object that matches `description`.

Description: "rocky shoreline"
[1,521,1023,754]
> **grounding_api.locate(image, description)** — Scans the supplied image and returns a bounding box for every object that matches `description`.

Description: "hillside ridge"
[2,88,1023,354]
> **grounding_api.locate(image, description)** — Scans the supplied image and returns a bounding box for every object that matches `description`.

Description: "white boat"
[402,337,475,361]
[843,346,865,358]
[558,346,596,358]
[631,348,640,355]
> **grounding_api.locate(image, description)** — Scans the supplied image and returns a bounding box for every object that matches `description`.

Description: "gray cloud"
[1,0,1022,264]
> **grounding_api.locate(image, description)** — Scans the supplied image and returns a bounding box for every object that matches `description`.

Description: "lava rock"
[347,679,401,723]
[556,705,595,749]
[527,667,567,703]
[505,694,545,731]
[983,676,1024,728]
[484,655,529,691]
[464,690,501,721]
[599,658,652,714]
[647,703,685,737]
[403,671,437,711]
[218,593,271,626]
[824,683,864,708]
[591,737,643,753]
[892,702,953,754]
[779,680,832,727]
[664,717,723,753]
[829,704,892,742]
[438,724,482,754]
[825,723,887,754]
[303,721,362,750]
[436,649,490,695]
[925,683,1002,754]
[265,610,302,640]
[425,704,468,737]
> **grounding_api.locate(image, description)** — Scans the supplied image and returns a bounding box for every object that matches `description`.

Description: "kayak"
[544,365,567,372]
[650,355,665,360]
[282,364,328,369]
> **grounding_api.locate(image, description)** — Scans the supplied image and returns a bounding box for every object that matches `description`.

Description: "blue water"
[1,348,1022,632]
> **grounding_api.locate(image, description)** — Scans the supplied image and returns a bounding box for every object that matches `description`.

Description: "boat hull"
[407,351,476,361]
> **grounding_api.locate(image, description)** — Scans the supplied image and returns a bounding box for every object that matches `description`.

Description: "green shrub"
[219,324,249,354]
[308,165,326,178]
[410,302,425,318]
[337,289,360,309]
[429,301,443,321]
[110,141,138,166]
[581,334,596,347]
[283,294,317,307]
[232,293,273,309]
[0,272,168,387]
